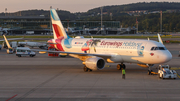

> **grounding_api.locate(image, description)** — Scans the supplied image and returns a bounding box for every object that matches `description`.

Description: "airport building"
[0,16,137,35]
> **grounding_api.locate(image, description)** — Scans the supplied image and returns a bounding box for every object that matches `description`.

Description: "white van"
[16,47,36,57]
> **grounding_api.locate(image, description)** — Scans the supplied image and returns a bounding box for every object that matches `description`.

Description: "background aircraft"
[0,34,23,51]
[18,41,48,49]
[1,34,48,52]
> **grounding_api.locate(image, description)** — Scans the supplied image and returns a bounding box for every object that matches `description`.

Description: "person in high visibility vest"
[122,69,126,79]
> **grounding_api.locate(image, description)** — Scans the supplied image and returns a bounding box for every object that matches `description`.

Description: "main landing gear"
[117,63,126,70]
[83,66,92,72]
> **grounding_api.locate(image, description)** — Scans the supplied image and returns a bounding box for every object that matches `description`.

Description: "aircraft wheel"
[117,64,121,70]
[83,66,88,72]
[122,64,126,69]
[18,55,21,57]
[148,70,152,75]
[88,69,92,72]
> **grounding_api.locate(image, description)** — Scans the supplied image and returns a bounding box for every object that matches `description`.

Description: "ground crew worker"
[122,69,126,79]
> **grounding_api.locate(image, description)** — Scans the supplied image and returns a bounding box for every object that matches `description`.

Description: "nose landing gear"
[147,64,154,75]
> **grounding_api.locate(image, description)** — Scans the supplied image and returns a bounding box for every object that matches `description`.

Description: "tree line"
[0,2,180,32]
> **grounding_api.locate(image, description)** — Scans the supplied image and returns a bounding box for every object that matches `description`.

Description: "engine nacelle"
[84,57,105,70]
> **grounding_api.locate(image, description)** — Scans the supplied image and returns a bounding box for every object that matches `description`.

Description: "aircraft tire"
[117,64,121,70]
[88,69,92,72]
[83,66,88,72]
[150,70,152,75]
[147,70,153,75]
[122,64,126,69]
[18,55,21,57]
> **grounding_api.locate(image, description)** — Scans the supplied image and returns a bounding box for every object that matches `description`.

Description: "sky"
[1,0,180,13]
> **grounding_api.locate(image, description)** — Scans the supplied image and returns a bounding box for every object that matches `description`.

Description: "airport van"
[16,47,36,57]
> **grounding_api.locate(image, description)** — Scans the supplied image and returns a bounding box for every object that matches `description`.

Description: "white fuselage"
[51,38,172,64]
[18,42,46,47]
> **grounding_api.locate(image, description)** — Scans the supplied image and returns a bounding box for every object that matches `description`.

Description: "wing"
[0,38,23,41]
[30,49,112,59]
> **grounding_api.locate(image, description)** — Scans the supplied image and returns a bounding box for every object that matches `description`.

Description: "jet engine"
[84,57,105,70]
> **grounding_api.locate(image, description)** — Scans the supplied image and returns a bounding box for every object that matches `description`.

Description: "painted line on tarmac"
[177,74,180,78]
[6,94,17,101]
[170,67,180,70]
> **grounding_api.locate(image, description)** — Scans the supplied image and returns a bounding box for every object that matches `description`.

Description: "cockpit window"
[151,47,154,50]
[159,47,167,50]
[154,47,158,50]
[151,47,167,50]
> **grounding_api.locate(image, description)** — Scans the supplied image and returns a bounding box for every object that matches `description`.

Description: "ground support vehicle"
[16,47,36,57]
[158,65,177,79]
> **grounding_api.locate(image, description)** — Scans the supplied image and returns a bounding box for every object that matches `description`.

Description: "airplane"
[0,27,8,35]
[18,41,48,49]
[1,35,48,53]
[0,34,23,52]
[36,9,172,74]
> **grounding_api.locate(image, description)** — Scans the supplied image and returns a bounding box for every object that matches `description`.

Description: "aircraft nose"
[161,51,172,63]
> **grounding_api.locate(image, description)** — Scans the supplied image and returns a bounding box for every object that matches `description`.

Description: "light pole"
[50,6,52,35]
[136,18,138,34]
[160,11,162,34]
[5,8,7,16]
[100,7,103,34]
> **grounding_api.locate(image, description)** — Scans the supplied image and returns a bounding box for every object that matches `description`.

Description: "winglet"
[158,34,163,44]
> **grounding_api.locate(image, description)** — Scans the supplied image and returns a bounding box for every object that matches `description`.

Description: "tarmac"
[0,43,180,101]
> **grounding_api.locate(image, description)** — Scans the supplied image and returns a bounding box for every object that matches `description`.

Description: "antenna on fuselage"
[157,33,163,44]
